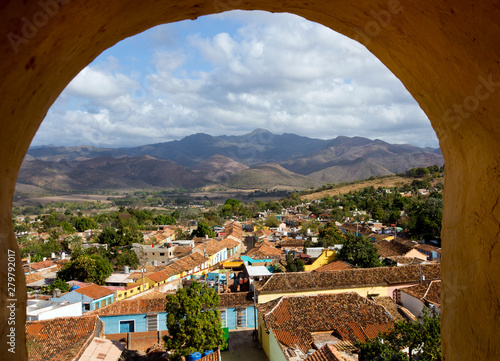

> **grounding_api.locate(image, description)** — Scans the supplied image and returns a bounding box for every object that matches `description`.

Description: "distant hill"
[17,155,206,191]
[190,155,249,183]
[227,163,323,190]
[19,130,444,193]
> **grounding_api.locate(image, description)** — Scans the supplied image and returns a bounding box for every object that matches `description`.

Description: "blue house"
[94,292,257,335]
[50,284,115,313]
[93,298,168,334]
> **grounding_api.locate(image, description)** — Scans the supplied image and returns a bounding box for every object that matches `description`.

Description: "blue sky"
[33,10,439,149]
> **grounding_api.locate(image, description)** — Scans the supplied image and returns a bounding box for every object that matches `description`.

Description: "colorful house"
[256,293,394,361]
[50,284,115,313]
[255,264,441,304]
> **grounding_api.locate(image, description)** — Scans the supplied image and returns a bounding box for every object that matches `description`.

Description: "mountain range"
[19,129,444,193]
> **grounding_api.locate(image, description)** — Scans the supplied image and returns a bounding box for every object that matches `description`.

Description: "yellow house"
[303,249,336,271]
[255,263,440,304]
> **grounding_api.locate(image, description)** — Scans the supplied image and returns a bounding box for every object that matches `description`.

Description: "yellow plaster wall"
[257,286,389,304]
[0,1,499,359]
[304,250,336,271]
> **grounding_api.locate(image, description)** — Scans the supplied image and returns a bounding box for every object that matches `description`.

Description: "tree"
[113,248,140,269]
[264,214,280,228]
[284,253,305,272]
[336,232,382,268]
[41,277,71,295]
[73,217,97,232]
[57,254,113,285]
[357,308,441,361]
[191,222,215,238]
[318,222,345,247]
[164,282,227,359]
[153,214,176,225]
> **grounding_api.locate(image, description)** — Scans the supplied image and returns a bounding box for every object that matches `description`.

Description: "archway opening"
[1,2,500,361]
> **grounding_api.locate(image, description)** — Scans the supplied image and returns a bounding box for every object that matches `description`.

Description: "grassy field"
[300,175,443,201]
[13,194,120,206]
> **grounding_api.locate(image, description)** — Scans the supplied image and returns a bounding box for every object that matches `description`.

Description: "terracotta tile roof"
[172,252,208,272]
[196,239,227,256]
[402,280,441,306]
[146,270,169,283]
[415,243,442,253]
[305,344,353,361]
[219,237,240,250]
[25,272,46,285]
[91,298,166,316]
[125,272,145,281]
[218,292,254,308]
[255,240,276,248]
[279,238,305,247]
[313,260,355,272]
[387,256,425,265]
[255,229,273,238]
[258,293,394,353]
[26,315,101,361]
[224,221,242,240]
[27,259,58,271]
[200,349,221,361]
[340,223,386,241]
[143,265,165,273]
[424,280,441,305]
[375,240,414,257]
[372,297,405,322]
[134,291,167,299]
[173,245,192,257]
[256,264,440,294]
[246,244,284,258]
[75,284,115,300]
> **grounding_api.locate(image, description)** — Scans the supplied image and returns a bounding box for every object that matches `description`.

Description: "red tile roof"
[402,280,441,306]
[30,259,58,271]
[372,297,405,322]
[387,256,425,265]
[75,284,115,300]
[258,293,394,353]
[218,292,254,308]
[305,344,352,361]
[415,243,442,253]
[219,237,240,250]
[313,260,355,272]
[256,264,440,294]
[196,239,227,256]
[375,240,415,257]
[91,298,167,316]
[246,244,284,258]
[200,349,221,361]
[26,315,102,361]
[279,238,305,247]
[25,272,46,285]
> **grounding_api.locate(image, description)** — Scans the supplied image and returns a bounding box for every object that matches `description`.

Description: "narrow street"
[222,329,268,361]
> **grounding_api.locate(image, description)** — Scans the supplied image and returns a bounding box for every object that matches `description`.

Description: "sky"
[32,10,439,149]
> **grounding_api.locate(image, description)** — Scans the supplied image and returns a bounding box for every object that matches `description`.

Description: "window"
[220,310,227,328]
[160,253,165,256]
[147,314,158,331]
[83,303,90,311]
[236,308,246,328]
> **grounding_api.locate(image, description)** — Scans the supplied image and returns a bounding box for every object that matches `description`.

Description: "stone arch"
[1,1,499,359]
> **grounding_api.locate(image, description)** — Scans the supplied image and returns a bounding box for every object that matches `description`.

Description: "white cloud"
[33,11,438,149]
